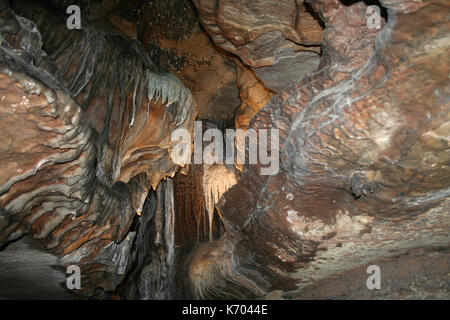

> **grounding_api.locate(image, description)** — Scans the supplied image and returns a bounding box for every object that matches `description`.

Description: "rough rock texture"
[290,246,450,299]
[253,48,320,93]
[0,1,195,297]
[234,59,274,131]
[0,0,448,300]
[120,179,177,300]
[193,0,323,93]
[186,0,450,298]
[193,0,323,67]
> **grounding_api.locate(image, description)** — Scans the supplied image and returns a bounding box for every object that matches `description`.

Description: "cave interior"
[0,0,448,300]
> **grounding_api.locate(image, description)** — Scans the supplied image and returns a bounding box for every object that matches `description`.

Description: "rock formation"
[0,0,448,299]
[192,0,450,298]
[0,0,194,297]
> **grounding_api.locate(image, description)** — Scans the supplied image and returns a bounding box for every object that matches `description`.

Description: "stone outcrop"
[187,0,450,298]
[234,59,274,131]
[193,0,323,67]
[193,0,323,93]
[0,1,195,297]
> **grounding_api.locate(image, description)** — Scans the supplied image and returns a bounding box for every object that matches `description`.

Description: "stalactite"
[202,164,237,241]
[12,2,196,189]
[163,178,175,293]
[129,178,176,300]
[0,2,196,298]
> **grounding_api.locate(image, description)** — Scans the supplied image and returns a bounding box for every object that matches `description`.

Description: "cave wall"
[186,0,450,298]
[0,0,195,297]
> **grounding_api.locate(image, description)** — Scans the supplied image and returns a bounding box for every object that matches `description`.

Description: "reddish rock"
[188,0,450,297]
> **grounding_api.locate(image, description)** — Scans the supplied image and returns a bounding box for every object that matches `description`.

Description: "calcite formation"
[189,0,450,297]
[0,0,448,300]
[0,1,195,297]
[136,0,241,124]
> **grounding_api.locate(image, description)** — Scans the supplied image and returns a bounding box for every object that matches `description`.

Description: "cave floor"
[0,237,79,300]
